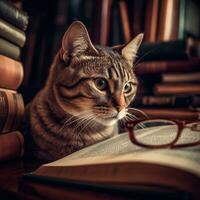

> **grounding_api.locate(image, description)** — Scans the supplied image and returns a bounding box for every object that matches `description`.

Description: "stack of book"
[132,40,200,121]
[0,0,28,162]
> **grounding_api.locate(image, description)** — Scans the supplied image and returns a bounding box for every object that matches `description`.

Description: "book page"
[45,124,200,169]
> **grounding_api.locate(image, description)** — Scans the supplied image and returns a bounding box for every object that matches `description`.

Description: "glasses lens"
[133,119,178,146]
[176,122,200,145]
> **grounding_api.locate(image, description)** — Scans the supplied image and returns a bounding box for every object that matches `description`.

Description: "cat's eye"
[95,78,108,91]
[124,82,133,93]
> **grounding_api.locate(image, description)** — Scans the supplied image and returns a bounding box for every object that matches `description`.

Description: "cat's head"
[51,21,143,127]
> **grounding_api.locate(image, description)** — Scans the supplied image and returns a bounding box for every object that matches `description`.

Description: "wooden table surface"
[0,157,191,200]
[0,157,43,200]
[0,157,137,200]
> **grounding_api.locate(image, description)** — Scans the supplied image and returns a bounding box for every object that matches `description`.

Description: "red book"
[154,84,200,95]
[0,88,24,133]
[157,0,180,41]
[0,55,23,90]
[0,131,24,161]
[141,108,199,121]
[144,0,159,42]
[135,58,200,75]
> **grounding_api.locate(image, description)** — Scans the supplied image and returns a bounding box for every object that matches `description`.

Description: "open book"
[22,125,200,199]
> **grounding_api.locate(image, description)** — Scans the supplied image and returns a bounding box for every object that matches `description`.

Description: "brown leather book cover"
[99,0,112,46]
[141,108,199,121]
[119,0,131,43]
[0,89,24,133]
[0,131,24,161]
[135,57,200,75]
[161,72,200,83]
[157,0,180,41]
[154,83,200,95]
[0,0,28,31]
[0,18,26,47]
[144,0,159,42]
[0,37,21,60]
[132,95,200,108]
[0,55,23,90]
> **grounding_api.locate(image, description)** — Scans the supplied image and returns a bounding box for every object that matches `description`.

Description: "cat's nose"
[116,106,123,112]
[112,93,125,112]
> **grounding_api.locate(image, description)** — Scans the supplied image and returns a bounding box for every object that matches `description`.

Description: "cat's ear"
[61,21,98,61]
[113,33,144,66]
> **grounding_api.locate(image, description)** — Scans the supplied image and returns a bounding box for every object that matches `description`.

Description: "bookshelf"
[0,1,199,199]
[19,0,200,120]
[0,0,27,162]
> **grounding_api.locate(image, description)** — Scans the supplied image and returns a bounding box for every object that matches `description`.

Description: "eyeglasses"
[125,108,200,149]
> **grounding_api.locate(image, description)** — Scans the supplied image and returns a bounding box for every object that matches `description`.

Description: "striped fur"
[26,21,143,161]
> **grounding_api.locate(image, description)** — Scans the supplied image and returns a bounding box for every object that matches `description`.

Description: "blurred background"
[1,0,200,121]
[0,0,200,168]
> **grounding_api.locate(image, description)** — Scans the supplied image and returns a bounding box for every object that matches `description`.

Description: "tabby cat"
[25,21,143,161]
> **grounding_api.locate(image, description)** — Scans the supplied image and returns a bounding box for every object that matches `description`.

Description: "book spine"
[141,108,200,120]
[0,18,26,47]
[0,131,24,162]
[137,40,189,61]
[13,93,25,130]
[0,55,23,90]
[0,38,21,60]
[132,95,200,107]
[161,72,200,83]
[119,0,131,42]
[0,90,24,133]
[0,92,7,131]
[157,0,180,41]
[99,0,112,45]
[135,57,200,74]
[144,0,159,42]
[0,0,28,31]
[154,84,200,95]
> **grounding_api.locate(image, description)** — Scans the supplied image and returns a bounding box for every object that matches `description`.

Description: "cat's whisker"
[122,115,146,129]
[59,111,93,133]
[127,107,149,119]
[133,48,157,69]
[77,115,97,136]
[126,113,146,129]
[75,113,94,129]
[66,113,91,127]
[126,113,138,120]
[134,122,146,129]
[125,115,135,121]
[74,114,95,131]
[63,110,93,126]
[65,110,92,124]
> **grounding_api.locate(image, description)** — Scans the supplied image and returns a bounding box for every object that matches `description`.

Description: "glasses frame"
[126,119,200,149]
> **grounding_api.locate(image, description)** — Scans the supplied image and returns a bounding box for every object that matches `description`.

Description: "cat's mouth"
[92,107,126,126]
[95,113,125,126]
[95,117,117,126]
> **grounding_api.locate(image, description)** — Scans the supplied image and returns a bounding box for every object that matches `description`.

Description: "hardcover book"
[0,89,24,133]
[161,72,200,83]
[22,127,200,200]
[0,0,28,31]
[132,95,200,108]
[0,131,24,161]
[137,39,192,61]
[0,55,23,90]
[154,84,200,95]
[0,18,26,47]
[140,108,200,121]
[135,57,200,75]
[0,37,21,60]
